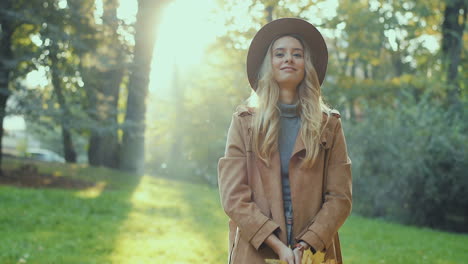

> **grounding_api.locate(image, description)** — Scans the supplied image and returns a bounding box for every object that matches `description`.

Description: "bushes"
[346,93,468,232]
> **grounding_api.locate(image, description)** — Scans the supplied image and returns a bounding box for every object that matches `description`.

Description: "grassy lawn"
[1,158,467,263]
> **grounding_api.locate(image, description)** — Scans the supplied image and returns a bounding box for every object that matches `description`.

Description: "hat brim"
[246,18,328,90]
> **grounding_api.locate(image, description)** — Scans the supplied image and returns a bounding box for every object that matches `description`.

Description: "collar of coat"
[235,105,341,154]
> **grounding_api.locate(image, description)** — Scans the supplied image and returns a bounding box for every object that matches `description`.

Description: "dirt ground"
[0,164,95,189]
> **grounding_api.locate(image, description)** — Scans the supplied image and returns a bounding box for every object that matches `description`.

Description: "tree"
[0,0,15,172]
[120,0,170,172]
[39,1,82,163]
[9,0,115,164]
[441,0,467,107]
[49,40,77,162]
[0,0,44,170]
[78,0,126,168]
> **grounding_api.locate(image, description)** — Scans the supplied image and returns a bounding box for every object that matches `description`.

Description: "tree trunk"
[349,60,357,120]
[86,74,100,166]
[88,69,123,168]
[265,5,274,23]
[50,44,77,163]
[0,0,15,172]
[60,125,77,162]
[391,51,403,77]
[87,0,123,168]
[120,0,168,172]
[441,0,467,106]
[168,65,184,170]
[364,62,370,79]
[0,85,9,173]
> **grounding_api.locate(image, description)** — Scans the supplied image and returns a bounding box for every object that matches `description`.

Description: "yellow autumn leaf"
[265,249,327,264]
[302,249,325,264]
[310,250,325,264]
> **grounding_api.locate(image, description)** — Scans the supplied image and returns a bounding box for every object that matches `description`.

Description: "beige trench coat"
[218,105,352,264]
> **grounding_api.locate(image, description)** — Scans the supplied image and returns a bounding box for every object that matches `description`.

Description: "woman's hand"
[292,247,303,264]
[278,245,295,264]
[293,241,310,264]
[265,234,295,264]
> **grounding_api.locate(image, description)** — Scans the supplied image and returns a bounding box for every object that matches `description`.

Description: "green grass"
[341,215,468,263]
[1,158,467,263]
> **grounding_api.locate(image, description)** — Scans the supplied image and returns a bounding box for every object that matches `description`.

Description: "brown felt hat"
[246,18,328,90]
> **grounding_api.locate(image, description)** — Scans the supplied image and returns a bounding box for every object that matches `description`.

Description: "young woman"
[218,18,352,264]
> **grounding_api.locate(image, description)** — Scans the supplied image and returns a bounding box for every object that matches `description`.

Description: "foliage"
[2,0,137,167]
[347,88,468,231]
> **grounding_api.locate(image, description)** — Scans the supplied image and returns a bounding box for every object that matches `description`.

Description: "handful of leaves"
[265,249,328,264]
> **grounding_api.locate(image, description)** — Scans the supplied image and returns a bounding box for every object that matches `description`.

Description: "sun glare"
[149,0,223,96]
[147,0,340,96]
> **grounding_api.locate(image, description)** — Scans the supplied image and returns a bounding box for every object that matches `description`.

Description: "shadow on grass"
[0,158,142,264]
[178,178,229,262]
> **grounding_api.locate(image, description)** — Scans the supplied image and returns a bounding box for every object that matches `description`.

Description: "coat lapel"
[256,150,288,243]
[290,113,331,159]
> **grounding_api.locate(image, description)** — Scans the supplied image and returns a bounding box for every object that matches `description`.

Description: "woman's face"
[271,36,305,89]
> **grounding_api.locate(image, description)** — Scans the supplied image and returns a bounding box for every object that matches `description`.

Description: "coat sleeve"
[218,113,280,250]
[296,118,352,252]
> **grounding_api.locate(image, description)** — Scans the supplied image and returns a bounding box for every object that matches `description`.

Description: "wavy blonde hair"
[248,34,330,168]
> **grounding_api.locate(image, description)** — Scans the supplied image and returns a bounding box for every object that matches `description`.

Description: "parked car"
[26,148,65,163]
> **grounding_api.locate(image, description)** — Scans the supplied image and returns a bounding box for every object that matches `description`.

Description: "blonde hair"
[248,34,330,168]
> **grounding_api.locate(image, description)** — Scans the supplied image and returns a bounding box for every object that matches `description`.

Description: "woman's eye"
[275,53,284,57]
[294,53,303,58]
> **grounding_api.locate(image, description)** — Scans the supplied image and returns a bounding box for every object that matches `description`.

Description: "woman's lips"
[281,67,296,71]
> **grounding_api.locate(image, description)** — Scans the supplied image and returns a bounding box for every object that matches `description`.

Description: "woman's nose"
[285,53,292,63]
